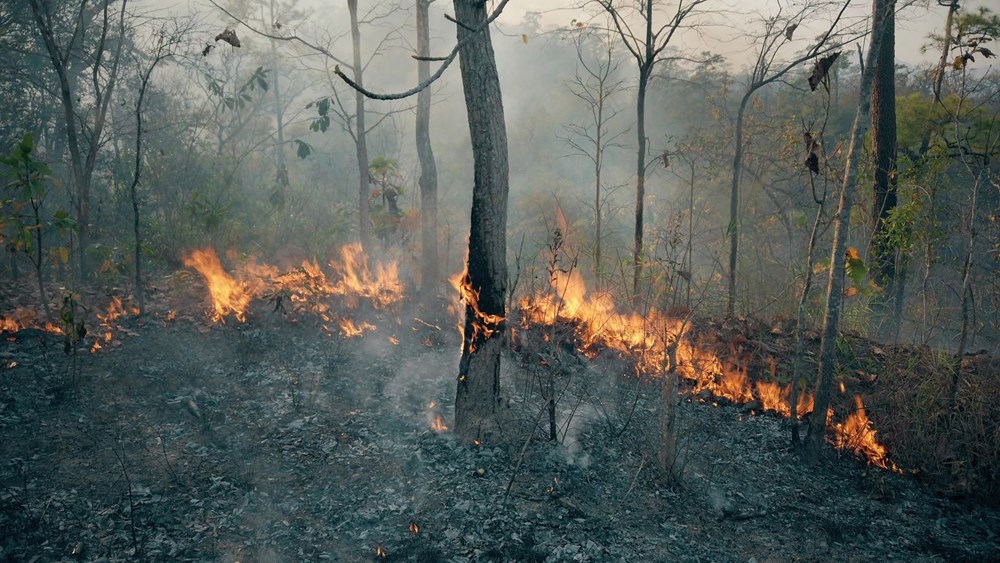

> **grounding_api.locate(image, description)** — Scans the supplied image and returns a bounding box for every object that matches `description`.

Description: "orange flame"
[0,307,64,336]
[183,244,405,326]
[431,413,448,432]
[450,266,505,351]
[409,522,420,535]
[832,395,896,471]
[516,269,893,468]
[183,249,253,322]
[340,318,375,338]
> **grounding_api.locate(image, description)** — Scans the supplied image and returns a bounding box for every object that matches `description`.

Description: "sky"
[488,0,994,69]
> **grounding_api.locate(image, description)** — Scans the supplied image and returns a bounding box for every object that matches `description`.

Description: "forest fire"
[516,269,892,469]
[183,249,254,322]
[0,307,63,336]
[182,244,404,326]
[833,395,896,471]
[450,267,505,350]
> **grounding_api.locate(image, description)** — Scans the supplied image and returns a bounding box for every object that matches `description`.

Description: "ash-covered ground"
[1,302,998,562]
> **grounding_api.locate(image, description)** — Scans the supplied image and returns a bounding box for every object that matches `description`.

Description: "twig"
[621,453,647,505]
[504,402,549,500]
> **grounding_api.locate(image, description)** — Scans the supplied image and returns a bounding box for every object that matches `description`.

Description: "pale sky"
[490,0,995,69]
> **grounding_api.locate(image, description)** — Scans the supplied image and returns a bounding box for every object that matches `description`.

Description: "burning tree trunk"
[804,0,890,462]
[416,0,440,298]
[452,0,509,441]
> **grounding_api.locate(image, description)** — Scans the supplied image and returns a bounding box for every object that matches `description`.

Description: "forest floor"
[1,285,998,562]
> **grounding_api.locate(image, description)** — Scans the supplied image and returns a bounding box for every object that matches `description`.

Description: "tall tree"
[416,0,440,298]
[451,0,509,440]
[869,0,898,323]
[804,0,892,462]
[348,0,373,251]
[29,0,130,280]
[561,25,627,287]
[334,0,514,439]
[597,0,708,303]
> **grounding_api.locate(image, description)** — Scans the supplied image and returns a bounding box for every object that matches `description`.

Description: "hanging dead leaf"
[784,23,797,40]
[805,152,819,175]
[202,44,214,57]
[661,150,670,168]
[808,51,841,91]
[522,34,529,44]
[215,28,241,48]
[979,47,995,58]
[844,287,858,297]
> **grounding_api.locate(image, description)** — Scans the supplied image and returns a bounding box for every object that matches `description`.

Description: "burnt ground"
[1,302,998,562]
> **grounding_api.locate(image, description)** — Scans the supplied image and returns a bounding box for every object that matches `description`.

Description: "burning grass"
[514,269,896,471]
[182,244,405,332]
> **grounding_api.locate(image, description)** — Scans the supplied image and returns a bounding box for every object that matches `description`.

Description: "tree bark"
[632,65,649,303]
[803,0,890,462]
[870,0,898,303]
[727,93,751,317]
[453,0,509,442]
[348,0,372,252]
[416,0,440,298]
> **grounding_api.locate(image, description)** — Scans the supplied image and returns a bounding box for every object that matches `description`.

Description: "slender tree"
[416,0,440,298]
[869,0,898,330]
[804,0,892,462]
[724,0,854,316]
[29,0,130,280]
[597,0,708,303]
[560,25,628,287]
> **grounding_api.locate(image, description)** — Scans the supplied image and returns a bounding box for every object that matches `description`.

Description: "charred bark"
[870,0,898,309]
[452,0,509,442]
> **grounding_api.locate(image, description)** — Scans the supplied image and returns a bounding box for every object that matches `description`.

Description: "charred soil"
[1,301,998,562]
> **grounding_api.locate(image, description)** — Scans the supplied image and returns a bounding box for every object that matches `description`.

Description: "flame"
[183,249,253,322]
[183,244,404,327]
[515,269,893,468]
[450,266,505,351]
[339,318,375,338]
[409,522,420,535]
[0,307,64,336]
[832,395,896,471]
[431,413,448,432]
[375,544,387,558]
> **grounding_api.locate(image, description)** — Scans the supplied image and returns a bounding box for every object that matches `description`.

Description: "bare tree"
[596,0,709,303]
[724,0,854,317]
[560,25,628,287]
[803,0,892,462]
[126,20,188,314]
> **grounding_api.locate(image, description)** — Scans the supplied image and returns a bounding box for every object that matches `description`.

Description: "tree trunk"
[348,0,372,252]
[870,0,897,320]
[416,0,440,298]
[803,0,889,462]
[632,67,648,303]
[727,93,751,317]
[270,0,289,207]
[453,0,509,442]
[29,0,127,281]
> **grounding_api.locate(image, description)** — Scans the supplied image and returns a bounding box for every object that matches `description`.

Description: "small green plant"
[1,134,75,321]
